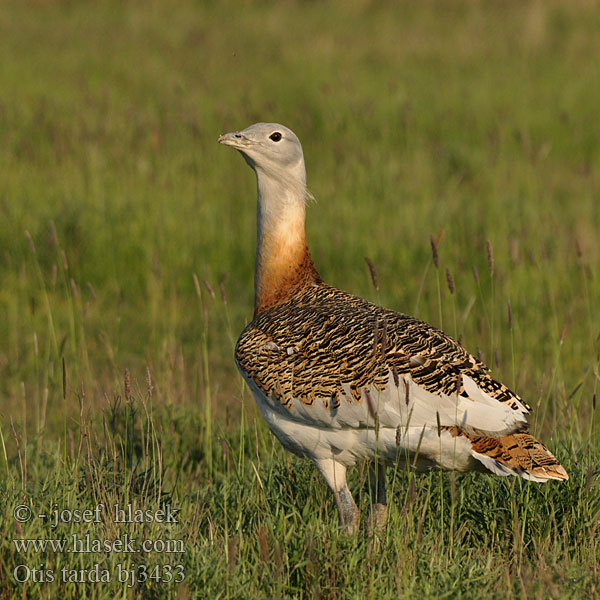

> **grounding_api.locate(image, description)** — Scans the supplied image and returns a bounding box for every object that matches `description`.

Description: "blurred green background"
[1,0,598,429]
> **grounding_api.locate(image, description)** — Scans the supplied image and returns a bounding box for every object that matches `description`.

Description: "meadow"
[0,1,599,598]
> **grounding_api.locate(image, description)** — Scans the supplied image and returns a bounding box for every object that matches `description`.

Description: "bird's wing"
[236,284,530,437]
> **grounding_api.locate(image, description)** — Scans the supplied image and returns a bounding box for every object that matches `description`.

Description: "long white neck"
[253,165,321,315]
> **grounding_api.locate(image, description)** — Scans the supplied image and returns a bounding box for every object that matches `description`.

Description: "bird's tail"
[446,428,569,482]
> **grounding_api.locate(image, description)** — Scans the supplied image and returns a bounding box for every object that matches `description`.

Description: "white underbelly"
[247,379,478,472]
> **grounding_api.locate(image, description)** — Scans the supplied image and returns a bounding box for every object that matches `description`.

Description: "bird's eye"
[269,132,282,142]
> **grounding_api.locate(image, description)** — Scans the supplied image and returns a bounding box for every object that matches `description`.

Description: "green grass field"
[0,1,599,598]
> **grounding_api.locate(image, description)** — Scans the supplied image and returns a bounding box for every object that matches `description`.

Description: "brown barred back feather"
[236,282,530,415]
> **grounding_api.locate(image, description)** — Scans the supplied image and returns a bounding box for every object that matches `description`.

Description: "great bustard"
[218,122,568,534]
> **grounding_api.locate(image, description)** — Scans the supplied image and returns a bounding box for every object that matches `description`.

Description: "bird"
[218,122,568,534]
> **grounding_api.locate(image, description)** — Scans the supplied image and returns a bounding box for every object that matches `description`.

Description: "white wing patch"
[462,374,530,415]
[255,370,527,437]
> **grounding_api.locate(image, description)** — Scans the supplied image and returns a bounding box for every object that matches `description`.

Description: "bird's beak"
[218,131,251,148]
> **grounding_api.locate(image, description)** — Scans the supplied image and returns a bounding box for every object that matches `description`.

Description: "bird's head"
[218,122,307,192]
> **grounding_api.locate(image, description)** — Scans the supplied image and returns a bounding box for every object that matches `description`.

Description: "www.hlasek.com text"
[13,532,185,555]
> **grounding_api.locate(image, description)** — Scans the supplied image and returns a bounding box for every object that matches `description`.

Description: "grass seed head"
[446,267,455,295]
[24,230,36,253]
[49,220,58,247]
[203,279,216,300]
[193,273,202,298]
[124,368,131,403]
[365,256,379,291]
[87,282,97,302]
[380,319,388,355]
[430,235,439,269]
[486,239,494,276]
[365,388,376,420]
[219,273,228,302]
[145,366,153,399]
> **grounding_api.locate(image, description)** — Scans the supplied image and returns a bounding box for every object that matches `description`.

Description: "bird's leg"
[366,461,388,536]
[314,458,360,534]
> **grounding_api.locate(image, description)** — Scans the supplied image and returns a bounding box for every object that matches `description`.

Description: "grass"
[0,0,599,597]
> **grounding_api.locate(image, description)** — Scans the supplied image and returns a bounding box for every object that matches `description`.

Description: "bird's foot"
[340,506,360,535]
[337,487,360,535]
